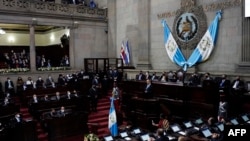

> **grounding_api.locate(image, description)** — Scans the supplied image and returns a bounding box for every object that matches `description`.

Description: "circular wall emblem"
[176,13,198,42]
[172,6,207,50]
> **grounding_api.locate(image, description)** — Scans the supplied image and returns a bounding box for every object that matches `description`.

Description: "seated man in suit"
[36,76,45,89]
[72,90,80,98]
[136,70,146,81]
[41,94,50,102]
[231,76,245,96]
[49,108,58,118]
[9,113,23,128]
[218,74,231,95]
[57,106,72,117]
[151,72,158,81]
[144,79,153,98]
[66,90,72,99]
[30,94,39,104]
[51,92,62,101]
[45,75,55,88]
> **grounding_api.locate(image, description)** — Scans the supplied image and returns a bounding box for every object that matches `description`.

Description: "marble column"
[29,24,36,72]
[107,0,116,58]
[69,27,75,69]
[136,0,151,69]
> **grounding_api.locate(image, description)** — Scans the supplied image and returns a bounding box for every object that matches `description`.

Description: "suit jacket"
[45,78,55,87]
[144,84,153,98]
[136,74,146,81]
[219,79,230,88]
[231,80,245,90]
[4,80,14,91]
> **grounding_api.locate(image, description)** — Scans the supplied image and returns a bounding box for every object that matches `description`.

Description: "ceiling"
[0,23,59,33]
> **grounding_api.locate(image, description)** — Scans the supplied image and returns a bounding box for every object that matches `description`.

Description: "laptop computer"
[215,122,224,132]
[140,134,150,141]
[120,131,132,141]
[104,135,114,141]
[241,114,250,123]
[230,118,239,125]
[183,121,199,134]
[201,128,212,138]
[133,128,141,135]
[194,118,204,126]
[184,121,193,128]
[170,124,186,136]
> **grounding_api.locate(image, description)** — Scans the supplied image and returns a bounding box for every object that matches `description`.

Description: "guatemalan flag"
[120,40,131,65]
[108,97,118,136]
[187,10,222,67]
[161,20,187,69]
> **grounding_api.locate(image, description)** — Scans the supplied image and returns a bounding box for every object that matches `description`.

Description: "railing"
[0,0,107,21]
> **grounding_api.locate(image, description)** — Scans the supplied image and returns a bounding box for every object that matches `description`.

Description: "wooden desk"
[121,80,219,129]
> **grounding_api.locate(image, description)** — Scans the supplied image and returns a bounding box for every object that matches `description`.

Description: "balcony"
[0,0,107,22]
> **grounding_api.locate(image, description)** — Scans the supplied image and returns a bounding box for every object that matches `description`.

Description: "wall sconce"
[8,36,15,43]
[0,28,6,34]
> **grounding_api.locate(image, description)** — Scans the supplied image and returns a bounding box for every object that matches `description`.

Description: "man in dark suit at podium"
[144,79,153,98]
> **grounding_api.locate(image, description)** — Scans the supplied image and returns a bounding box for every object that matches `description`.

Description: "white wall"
[0,28,69,46]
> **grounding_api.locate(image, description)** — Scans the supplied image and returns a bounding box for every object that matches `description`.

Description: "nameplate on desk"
[224,125,250,141]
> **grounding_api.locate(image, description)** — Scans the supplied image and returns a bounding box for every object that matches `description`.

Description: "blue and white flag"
[187,10,222,67]
[162,19,187,69]
[108,97,118,136]
[161,11,222,71]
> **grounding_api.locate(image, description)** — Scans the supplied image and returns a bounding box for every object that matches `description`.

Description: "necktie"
[220,80,225,87]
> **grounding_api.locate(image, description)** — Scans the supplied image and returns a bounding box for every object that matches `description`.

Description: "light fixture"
[0,28,6,34]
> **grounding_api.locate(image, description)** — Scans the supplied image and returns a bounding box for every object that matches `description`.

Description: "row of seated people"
[135,70,248,95]
[0,68,91,94]
[27,90,86,119]
[135,70,184,83]
[104,112,250,141]
[28,90,80,104]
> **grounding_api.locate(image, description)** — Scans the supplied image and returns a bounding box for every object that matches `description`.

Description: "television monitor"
[133,128,141,134]
[104,136,113,141]
[216,123,224,132]
[183,121,193,129]
[241,114,250,122]
[230,118,239,125]
[140,134,150,141]
[201,128,212,138]
[170,124,181,133]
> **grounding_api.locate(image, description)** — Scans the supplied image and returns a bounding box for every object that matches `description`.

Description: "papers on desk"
[167,136,176,140]
[178,131,186,136]
[124,137,132,141]
[194,127,199,130]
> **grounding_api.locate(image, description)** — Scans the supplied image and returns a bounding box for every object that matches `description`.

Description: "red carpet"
[87,95,111,138]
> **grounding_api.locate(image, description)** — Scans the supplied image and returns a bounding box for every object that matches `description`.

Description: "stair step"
[97,101,110,106]
[88,116,108,123]
[97,105,110,111]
